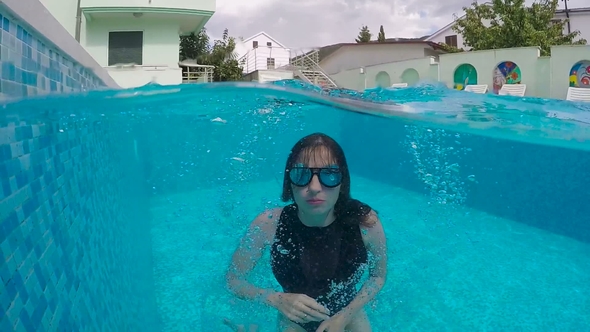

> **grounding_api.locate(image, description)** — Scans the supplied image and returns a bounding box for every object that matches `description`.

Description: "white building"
[553,6,590,41]
[315,40,443,75]
[426,6,590,50]
[39,0,216,88]
[237,32,291,74]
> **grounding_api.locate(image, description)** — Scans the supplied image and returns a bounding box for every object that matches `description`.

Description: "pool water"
[1,80,590,331]
[151,179,589,331]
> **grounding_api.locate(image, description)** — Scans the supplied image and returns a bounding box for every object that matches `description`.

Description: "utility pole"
[561,0,571,34]
[75,0,82,42]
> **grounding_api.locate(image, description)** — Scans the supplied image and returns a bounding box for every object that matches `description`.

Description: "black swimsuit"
[270,203,368,332]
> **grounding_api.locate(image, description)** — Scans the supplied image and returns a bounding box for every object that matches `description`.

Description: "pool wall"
[0,2,159,331]
[340,113,590,243]
[331,45,590,100]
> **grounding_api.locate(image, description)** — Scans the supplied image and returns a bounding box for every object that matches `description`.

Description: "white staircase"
[288,50,338,89]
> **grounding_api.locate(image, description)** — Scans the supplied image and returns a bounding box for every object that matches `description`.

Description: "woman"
[225,133,388,332]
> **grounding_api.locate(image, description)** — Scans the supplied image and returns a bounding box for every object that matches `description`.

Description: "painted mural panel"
[569,60,590,88]
[453,64,478,90]
[492,61,521,94]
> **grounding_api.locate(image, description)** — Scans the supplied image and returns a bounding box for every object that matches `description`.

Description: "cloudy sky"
[205,0,587,50]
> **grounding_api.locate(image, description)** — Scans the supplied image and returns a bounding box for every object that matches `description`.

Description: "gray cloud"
[403,0,471,19]
[205,0,588,49]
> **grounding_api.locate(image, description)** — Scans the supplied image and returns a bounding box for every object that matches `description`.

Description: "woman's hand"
[268,292,331,323]
[314,311,352,332]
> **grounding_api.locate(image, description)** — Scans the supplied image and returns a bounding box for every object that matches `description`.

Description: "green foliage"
[378,25,386,42]
[355,26,372,43]
[452,0,586,56]
[439,43,465,53]
[179,28,210,62]
[203,29,243,81]
[179,28,244,81]
[213,58,243,82]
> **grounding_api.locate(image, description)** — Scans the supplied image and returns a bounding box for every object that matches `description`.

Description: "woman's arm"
[341,210,388,316]
[225,208,281,305]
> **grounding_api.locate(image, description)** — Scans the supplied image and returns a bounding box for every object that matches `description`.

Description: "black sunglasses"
[288,166,343,188]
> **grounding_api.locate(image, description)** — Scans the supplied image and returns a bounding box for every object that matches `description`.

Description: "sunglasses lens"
[319,169,342,187]
[289,167,312,186]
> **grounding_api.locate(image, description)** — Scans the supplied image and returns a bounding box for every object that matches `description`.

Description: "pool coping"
[0,0,120,89]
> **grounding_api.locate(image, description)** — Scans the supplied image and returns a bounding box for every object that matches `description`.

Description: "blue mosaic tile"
[0,130,160,330]
[0,314,14,332]
[0,8,106,100]
[0,6,160,332]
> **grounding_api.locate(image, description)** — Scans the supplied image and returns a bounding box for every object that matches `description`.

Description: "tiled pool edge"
[0,2,161,332]
[0,2,117,100]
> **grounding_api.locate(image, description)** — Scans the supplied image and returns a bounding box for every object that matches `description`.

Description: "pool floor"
[149,177,590,331]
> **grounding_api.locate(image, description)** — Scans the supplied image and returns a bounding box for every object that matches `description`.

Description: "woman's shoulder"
[251,206,288,235]
[341,198,378,227]
[341,198,373,217]
[255,206,285,223]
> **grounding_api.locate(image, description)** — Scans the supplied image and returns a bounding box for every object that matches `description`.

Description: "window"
[253,41,258,48]
[266,42,272,47]
[267,58,275,69]
[108,31,143,66]
[445,35,458,48]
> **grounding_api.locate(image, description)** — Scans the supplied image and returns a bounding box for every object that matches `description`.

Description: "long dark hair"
[280,133,376,227]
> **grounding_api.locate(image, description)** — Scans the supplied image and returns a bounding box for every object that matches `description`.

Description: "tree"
[179,28,243,81]
[355,26,372,43]
[201,29,244,81]
[179,28,210,62]
[452,0,586,56]
[378,25,386,42]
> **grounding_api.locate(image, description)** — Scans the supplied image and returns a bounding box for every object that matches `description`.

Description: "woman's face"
[290,148,341,216]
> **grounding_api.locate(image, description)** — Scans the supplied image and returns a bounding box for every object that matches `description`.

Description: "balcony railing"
[179,61,215,83]
[238,48,291,74]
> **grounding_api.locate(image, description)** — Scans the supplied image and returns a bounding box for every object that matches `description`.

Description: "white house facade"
[236,32,291,74]
[553,7,590,41]
[39,0,216,88]
[426,6,590,50]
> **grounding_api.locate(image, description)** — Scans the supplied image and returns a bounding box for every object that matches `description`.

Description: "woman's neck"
[297,208,335,227]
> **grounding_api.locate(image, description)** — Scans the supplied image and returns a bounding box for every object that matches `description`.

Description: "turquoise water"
[1,81,590,331]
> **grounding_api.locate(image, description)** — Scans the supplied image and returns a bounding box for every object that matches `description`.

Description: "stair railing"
[289,49,338,87]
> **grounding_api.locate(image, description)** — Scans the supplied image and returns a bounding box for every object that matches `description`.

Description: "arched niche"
[492,61,521,94]
[453,63,478,90]
[401,68,419,85]
[375,71,391,88]
[569,60,590,88]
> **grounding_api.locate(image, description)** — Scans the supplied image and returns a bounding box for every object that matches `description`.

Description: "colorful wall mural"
[569,60,590,88]
[492,61,522,94]
[453,64,478,90]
